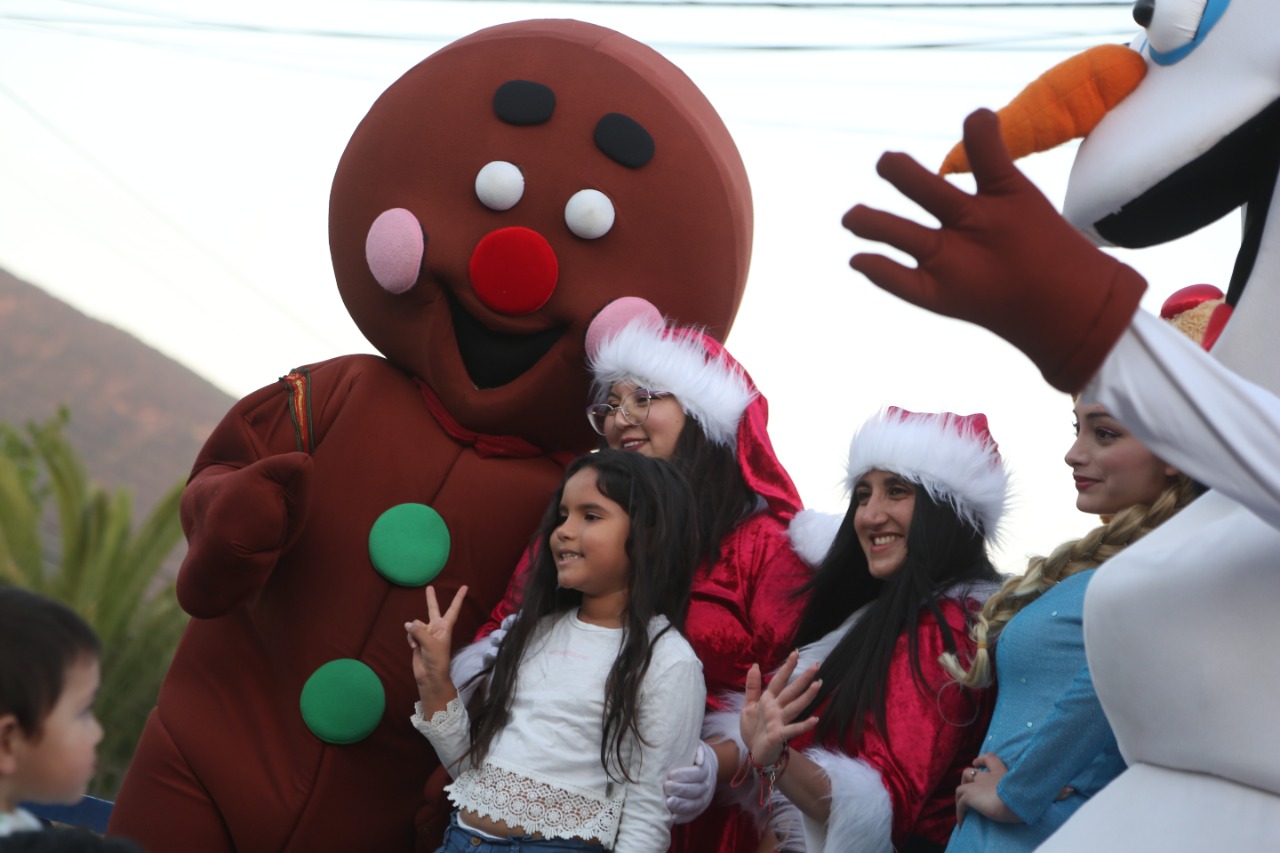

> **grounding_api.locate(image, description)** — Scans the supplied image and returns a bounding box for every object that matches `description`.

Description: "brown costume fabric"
[845,109,1146,394]
[109,20,752,853]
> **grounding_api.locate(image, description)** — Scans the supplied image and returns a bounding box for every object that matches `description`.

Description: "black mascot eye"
[594,113,654,169]
[1133,0,1155,28]
[493,80,556,126]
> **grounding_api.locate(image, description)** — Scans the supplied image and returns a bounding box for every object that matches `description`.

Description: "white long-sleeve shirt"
[413,610,705,852]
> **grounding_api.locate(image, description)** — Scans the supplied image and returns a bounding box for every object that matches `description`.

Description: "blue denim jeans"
[435,812,606,852]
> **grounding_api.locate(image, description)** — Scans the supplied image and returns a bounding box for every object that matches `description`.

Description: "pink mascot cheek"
[585,296,664,360]
[365,208,425,294]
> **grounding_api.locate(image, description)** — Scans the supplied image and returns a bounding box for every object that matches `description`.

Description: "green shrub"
[0,409,187,798]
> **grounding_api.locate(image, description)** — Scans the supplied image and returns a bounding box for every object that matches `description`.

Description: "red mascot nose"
[468,226,559,315]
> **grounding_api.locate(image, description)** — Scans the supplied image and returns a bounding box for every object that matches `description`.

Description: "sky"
[0,0,1243,574]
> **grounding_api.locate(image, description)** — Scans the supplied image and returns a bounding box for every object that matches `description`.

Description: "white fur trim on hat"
[803,748,893,853]
[589,319,755,446]
[845,409,1010,542]
[788,508,843,568]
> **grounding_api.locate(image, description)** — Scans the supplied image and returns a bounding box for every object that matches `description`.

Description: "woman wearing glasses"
[466,306,812,853]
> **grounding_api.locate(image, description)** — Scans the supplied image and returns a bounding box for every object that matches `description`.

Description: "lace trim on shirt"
[447,763,624,843]
[411,697,462,733]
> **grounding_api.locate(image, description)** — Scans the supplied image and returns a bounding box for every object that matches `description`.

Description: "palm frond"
[1,413,189,799]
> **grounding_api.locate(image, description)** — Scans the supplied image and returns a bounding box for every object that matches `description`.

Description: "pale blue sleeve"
[996,661,1115,825]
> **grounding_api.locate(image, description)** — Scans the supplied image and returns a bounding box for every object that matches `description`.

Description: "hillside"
[0,268,235,521]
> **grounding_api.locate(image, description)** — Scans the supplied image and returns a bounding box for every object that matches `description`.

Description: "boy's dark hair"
[465,449,699,782]
[0,587,101,738]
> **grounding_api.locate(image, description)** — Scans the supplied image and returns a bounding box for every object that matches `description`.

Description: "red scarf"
[416,379,574,466]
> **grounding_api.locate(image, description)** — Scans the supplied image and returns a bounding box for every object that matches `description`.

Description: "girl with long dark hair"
[465,309,812,852]
[407,450,706,852]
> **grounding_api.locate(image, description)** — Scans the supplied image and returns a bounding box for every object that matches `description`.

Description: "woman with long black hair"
[732,407,1006,853]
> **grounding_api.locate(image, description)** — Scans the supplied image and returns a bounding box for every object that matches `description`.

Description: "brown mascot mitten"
[844,108,1146,394]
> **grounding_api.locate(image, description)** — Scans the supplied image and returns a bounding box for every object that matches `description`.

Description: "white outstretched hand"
[664,740,719,823]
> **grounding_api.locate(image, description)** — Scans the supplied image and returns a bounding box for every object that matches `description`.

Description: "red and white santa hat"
[586,298,803,520]
[846,407,1010,542]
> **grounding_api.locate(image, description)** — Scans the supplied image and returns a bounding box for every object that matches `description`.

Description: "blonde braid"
[942,475,1197,687]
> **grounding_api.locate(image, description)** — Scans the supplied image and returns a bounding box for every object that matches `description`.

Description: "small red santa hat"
[586,298,802,520]
[845,407,1010,542]
[1160,284,1226,349]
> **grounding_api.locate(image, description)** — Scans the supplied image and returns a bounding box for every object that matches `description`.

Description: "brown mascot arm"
[176,391,314,619]
[842,108,1147,394]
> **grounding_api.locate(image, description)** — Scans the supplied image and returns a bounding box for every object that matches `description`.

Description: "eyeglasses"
[585,389,675,435]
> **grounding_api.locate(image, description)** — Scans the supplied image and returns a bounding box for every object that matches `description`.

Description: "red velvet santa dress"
[707,408,1003,852]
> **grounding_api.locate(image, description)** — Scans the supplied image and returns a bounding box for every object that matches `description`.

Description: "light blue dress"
[946,569,1124,853]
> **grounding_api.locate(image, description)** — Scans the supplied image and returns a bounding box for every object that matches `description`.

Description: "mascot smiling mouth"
[448,290,566,389]
[1094,97,1280,308]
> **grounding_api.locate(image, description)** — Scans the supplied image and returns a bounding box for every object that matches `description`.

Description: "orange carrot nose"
[940,44,1147,175]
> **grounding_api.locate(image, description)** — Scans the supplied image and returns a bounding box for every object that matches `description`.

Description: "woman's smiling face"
[852,469,917,580]
[602,381,687,461]
[1065,402,1176,516]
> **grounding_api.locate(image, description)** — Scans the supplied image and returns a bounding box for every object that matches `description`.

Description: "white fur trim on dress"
[845,409,1010,542]
[788,508,843,568]
[803,748,893,853]
[589,319,755,447]
[702,692,763,823]
[765,790,807,853]
[795,581,990,677]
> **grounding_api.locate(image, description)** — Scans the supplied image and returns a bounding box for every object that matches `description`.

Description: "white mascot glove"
[664,741,719,824]
[451,612,519,704]
[483,612,518,667]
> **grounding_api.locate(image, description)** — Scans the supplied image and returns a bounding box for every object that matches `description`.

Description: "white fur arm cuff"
[802,748,892,853]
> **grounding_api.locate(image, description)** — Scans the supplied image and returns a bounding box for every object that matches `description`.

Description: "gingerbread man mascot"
[109,20,753,852]
[844,0,1280,848]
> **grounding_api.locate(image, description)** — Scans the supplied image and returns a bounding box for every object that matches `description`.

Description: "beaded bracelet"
[729,743,790,811]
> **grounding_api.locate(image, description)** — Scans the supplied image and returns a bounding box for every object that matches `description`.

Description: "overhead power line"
[385,0,1133,7]
[0,14,1135,55]
[0,77,345,352]
[7,0,1140,48]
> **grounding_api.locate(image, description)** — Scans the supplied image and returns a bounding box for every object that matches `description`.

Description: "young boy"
[0,587,103,838]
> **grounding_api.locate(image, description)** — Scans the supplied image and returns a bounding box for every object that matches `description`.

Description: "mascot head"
[944,0,1280,390]
[1063,0,1280,388]
[329,19,752,452]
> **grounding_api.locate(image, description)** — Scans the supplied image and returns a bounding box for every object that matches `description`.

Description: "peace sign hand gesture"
[405,585,468,715]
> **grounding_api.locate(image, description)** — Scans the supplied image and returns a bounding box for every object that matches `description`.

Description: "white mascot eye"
[564,189,615,240]
[475,161,524,211]
[1138,0,1223,60]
